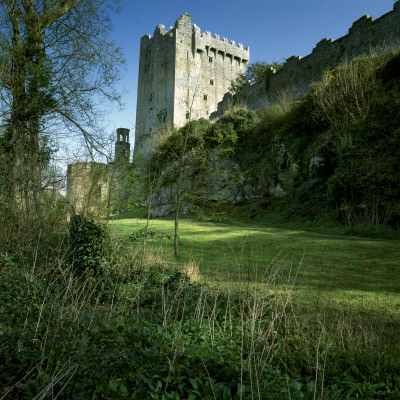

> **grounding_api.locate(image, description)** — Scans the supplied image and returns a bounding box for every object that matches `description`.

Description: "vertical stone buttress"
[134,13,249,157]
[135,22,176,158]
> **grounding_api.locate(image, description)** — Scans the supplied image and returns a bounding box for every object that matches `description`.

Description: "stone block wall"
[211,1,400,118]
[135,13,249,157]
[67,162,110,215]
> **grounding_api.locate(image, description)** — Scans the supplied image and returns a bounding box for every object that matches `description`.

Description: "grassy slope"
[109,212,400,333]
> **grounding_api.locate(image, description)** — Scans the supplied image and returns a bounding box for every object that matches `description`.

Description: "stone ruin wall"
[66,129,132,215]
[67,162,110,215]
[211,1,400,118]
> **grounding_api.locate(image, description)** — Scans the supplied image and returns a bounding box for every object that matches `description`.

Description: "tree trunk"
[174,191,180,257]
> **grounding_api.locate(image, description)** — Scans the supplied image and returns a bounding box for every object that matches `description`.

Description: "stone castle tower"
[67,128,131,214]
[114,128,130,165]
[134,13,249,156]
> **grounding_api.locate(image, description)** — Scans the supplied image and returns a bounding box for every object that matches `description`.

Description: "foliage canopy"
[230,59,285,94]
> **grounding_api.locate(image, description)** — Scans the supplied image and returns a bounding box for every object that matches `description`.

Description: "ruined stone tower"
[134,13,249,157]
[67,128,132,215]
[114,128,130,165]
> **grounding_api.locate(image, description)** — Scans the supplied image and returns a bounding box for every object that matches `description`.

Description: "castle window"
[186,112,190,119]
[149,106,153,111]
[203,94,208,101]
[210,79,214,85]
[149,93,153,101]
[157,110,167,124]
[209,57,213,63]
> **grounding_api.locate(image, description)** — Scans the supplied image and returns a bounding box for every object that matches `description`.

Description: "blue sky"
[106,0,396,142]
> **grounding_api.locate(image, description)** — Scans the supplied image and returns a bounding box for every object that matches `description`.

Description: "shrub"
[68,214,111,277]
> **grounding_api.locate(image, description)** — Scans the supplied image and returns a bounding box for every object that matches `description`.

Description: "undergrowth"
[1,219,399,399]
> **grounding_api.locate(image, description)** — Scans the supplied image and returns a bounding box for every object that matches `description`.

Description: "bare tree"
[0,0,124,219]
[151,94,231,258]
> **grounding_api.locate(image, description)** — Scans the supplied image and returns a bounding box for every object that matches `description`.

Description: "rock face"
[134,13,249,157]
[150,153,255,218]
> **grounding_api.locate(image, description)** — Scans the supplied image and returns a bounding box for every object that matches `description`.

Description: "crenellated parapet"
[138,14,249,62]
[348,15,375,34]
[140,25,175,46]
[192,23,249,66]
[212,0,400,119]
[135,13,250,157]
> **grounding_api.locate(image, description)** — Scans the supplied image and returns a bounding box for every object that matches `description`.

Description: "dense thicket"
[153,48,400,229]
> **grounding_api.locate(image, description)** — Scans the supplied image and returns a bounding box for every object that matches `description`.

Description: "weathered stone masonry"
[135,13,249,157]
[212,1,400,118]
[67,128,131,214]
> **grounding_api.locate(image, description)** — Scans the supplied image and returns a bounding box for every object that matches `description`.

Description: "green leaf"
[189,378,199,390]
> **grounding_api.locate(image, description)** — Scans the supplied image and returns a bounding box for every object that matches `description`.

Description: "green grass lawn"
[109,212,400,332]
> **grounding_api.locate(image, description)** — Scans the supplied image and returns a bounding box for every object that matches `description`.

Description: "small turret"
[115,128,130,164]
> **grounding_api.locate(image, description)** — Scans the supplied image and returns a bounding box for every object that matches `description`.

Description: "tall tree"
[0,0,124,218]
[229,60,285,94]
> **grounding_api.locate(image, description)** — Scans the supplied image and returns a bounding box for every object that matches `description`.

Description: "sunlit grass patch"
[109,215,400,326]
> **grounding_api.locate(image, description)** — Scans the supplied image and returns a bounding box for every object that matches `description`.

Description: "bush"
[68,214,111,277]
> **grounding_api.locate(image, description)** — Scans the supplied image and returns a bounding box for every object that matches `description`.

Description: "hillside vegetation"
[151,48,400,234]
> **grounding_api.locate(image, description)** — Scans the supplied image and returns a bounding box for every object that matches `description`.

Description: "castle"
[135,4,400,157]
[135,13,249,157]
[67,3,400,214]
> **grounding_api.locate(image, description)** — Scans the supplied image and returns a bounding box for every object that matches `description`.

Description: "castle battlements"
[193,24,249,53]
[135,13,249,157]
[139,14,249,59]
[212,1,400,118]
[192,23,249,68]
